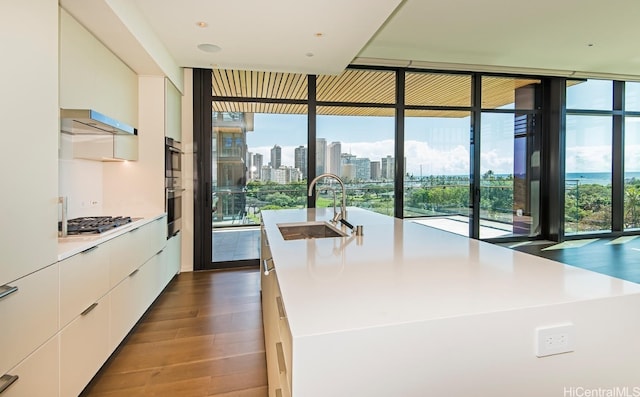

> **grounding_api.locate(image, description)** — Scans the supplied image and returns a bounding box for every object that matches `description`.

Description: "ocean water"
[566,172,640,185]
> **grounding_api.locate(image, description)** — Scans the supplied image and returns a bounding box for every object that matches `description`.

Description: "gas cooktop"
[60,216,132,235]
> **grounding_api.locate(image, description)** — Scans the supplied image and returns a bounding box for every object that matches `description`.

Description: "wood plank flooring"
[81,268,268,397]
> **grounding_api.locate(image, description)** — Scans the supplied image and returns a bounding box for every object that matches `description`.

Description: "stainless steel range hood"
[60,109,137,135]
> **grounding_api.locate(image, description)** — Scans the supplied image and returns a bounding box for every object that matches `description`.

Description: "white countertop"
[262,208,640,338]
[57,213,166,261]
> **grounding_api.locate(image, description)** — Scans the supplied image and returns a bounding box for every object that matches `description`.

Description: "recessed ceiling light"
[196,21,208,28]
[198,43,221,53]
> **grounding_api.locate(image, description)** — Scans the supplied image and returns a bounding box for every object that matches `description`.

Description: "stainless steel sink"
[277,221,347,240]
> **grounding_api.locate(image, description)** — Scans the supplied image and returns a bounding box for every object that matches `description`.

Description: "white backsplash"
[59,134,104,219]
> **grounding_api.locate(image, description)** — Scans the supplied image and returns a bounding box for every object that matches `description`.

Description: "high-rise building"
[316,138,327,175]
[261,165,272,182]
[294,145,308,179]
[328,141,342,176]
[212,111,254,221]
[253,153,263,180]
[246,151,253,180]
[355,158,371,181]
[381,155,395,180]
[370,161,381,180]
[272,166,302,184]
[340,153,357,182]
[270,145,282,169]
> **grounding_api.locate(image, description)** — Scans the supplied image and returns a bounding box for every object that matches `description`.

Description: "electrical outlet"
[535,324,575,357]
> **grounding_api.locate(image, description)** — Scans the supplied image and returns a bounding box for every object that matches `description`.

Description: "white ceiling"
[61,0,640,79]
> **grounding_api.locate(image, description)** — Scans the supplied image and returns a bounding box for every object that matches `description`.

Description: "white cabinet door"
[59,244,110,328]
[109,217,166,288]
[71,134,138,161]
[0,264,59,375]
[60,295,109,397]
[165,78,182,141]
[0,0,58,287]
[1,335,59,397]
[109,256,158,351]
[160,232,181,290]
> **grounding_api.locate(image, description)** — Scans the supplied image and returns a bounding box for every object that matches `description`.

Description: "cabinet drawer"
[0,264,59,375]
[59,244,110,327]
[1,335,59,397]
[275,286,293,389]
[109,217,166,287]
[109,257,158,351]
[162,232,181,289]
[60,295,109,397]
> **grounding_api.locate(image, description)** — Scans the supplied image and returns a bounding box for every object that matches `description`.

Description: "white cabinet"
[161,232,181,290]
[261,226,293,397]
[263,271,293,397]
[0,264,59,376]
[70,134,139,162]
[165,78,182,141]
[1,216,170,395]
[1,335,59,397]
[60,295,109,397]
[0,0,58,288]
[109,217,166,288]
[59,9,138,131]
[59,244,110,328]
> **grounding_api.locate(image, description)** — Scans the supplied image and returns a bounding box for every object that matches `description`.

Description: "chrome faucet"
[308,173,347,224]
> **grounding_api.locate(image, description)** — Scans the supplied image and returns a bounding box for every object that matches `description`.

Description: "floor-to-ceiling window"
[209,70,308,268]
[403,72,472,235]
[194,66,640,270]
[480,77,542,239]
[564,79,613,234]
[315,69,396,216]
[624,82,640,230]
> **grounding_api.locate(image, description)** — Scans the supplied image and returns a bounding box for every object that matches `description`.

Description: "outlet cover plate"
[535,323,575,357]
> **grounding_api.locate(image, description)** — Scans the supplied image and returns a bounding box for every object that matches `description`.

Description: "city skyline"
[245,112,640,177]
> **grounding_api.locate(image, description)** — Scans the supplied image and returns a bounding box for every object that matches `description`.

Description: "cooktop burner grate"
[61,216,132,235]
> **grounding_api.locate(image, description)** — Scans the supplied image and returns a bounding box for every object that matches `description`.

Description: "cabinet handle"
[0,374,18,394]
[130,227,140,233]
[275,342,286,374]
[276,296,286,320]
[262,230,269,247]
[156,248,165,255]
[0,285,18,301]
[263,258,274,276]
[129,269,139,277]
[81,245,98,254]
[80,302,98,316]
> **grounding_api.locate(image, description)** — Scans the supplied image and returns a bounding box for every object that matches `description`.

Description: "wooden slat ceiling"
[211,69,540,117]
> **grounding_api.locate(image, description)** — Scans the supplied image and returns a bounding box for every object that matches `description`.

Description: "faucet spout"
[308,173,347,223]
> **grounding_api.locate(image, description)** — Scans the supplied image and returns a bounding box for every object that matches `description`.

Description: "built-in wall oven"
[165,137,182,237]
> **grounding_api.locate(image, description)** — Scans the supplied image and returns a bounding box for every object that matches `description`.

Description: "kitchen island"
[261,208,640,397]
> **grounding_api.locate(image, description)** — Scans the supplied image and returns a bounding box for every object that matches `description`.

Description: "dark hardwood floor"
[81,268,268,397]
